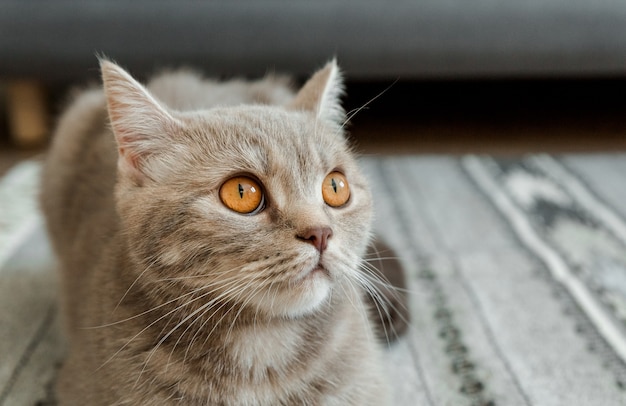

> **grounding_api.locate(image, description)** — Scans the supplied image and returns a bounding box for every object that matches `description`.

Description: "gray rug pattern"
[2,154,626,405]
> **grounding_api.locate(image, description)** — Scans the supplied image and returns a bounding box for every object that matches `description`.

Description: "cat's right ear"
[288,59,345,127]
[100,59,181,185]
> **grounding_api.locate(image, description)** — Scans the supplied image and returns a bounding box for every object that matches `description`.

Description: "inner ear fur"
[289,59,345,126]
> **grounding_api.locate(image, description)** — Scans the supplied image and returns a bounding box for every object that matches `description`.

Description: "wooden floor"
[2,78,626,175]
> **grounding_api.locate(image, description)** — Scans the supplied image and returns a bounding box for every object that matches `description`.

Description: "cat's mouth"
[296,262,330,283]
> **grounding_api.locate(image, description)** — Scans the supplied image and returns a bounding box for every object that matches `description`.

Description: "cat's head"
[101,60,372,319]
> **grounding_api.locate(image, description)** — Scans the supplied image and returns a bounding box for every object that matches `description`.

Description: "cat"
[41,58,406,405]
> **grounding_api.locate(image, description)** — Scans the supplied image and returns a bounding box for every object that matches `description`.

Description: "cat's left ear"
[100,59,182,185]
[288,59,345,126]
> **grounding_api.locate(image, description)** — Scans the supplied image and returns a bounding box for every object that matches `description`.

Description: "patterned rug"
[1,154,626,405]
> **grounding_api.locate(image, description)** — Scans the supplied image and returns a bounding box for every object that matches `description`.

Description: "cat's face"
[101,60,372,318]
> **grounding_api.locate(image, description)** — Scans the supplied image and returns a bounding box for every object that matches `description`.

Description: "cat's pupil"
[238,184,244,198]
[331,178,337,193]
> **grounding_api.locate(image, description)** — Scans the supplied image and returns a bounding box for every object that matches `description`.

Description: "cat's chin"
[261,264,332,319]
[285,273,332,319]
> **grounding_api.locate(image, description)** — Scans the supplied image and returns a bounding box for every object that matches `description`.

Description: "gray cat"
[41,59,407,405]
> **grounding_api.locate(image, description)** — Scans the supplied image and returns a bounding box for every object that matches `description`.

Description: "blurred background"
[2,0,626,157]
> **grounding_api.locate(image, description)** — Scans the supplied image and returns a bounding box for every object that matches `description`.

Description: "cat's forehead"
[203,105,337,142]
[187,106,350,180]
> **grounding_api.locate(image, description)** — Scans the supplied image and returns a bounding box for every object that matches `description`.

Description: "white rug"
[2,155,626,405]
[0,160,61,406]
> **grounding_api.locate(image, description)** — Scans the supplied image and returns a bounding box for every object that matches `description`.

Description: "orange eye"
[219,176,264,214]
[322,172,350,207]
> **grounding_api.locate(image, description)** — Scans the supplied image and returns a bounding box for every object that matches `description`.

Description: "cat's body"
[41,61,391,405]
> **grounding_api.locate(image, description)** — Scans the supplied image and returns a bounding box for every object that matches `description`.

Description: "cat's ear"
[289,59,345,126]
[100,59,181,185]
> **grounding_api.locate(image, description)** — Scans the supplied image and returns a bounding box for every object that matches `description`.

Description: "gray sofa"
[3,0,626,82]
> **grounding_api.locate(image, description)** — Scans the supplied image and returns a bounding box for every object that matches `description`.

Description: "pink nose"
[297,227,333,254]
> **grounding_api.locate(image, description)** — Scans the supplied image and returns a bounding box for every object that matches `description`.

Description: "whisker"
[350,269,396,344]
[85,267,256,329]
[136,296,225,387]
[337,79,398,134]
[136,272,263,385]
[97,272,253,372]
[333,251,413,344]
[356,261,414,339]
[113,255,161,314]
[224,275,270,345]
[184,274,263,363]
[337,277,377,342]
[359,260,415,297]
[172,276,260,368]
[199,277,268,356]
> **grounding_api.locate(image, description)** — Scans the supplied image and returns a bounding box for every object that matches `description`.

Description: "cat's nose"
[297,226,333,254]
